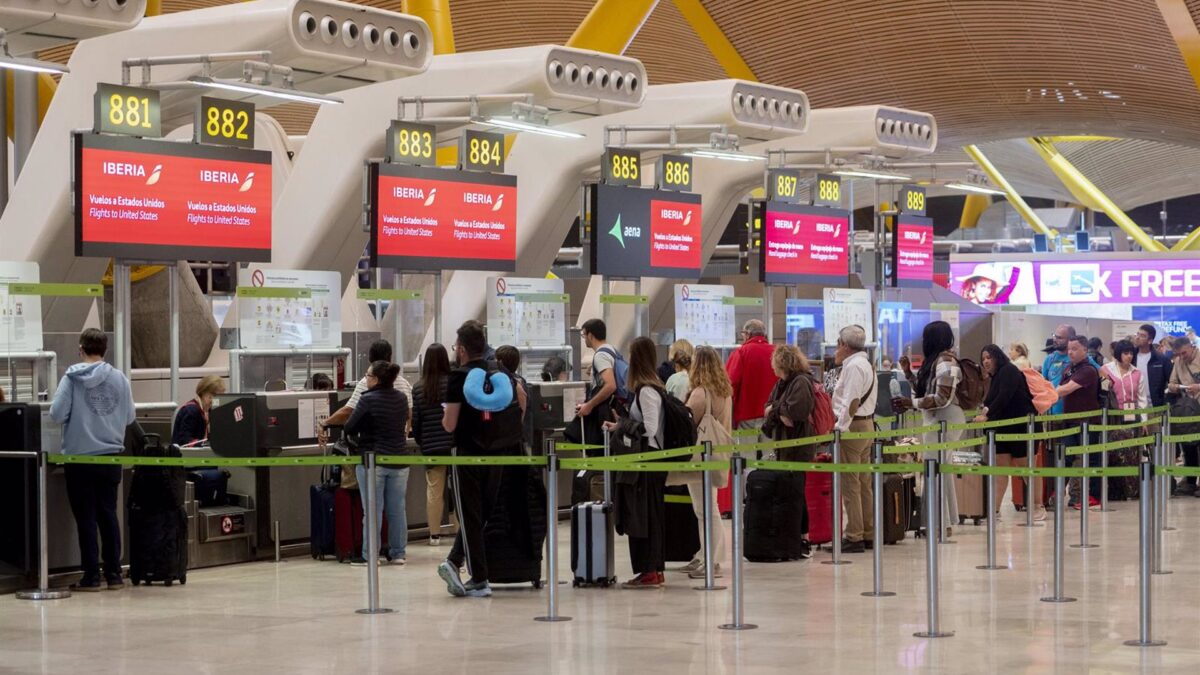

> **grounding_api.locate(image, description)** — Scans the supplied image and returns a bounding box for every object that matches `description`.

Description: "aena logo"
[609,214,626,248]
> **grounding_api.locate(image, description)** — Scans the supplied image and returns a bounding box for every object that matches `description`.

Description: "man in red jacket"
[726,319,779,433]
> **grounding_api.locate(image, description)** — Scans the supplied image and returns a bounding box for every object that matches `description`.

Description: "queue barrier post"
[863,442,895,597]
[1100,407,1112,512]
[719,454,756,631]
[535,440,571,623]
[694,440,726,592]
[1160,411,1172,532]
[822,430,850,566]
[977,431,1004,571]
[1017,414,1042,528]
[16,449,71,601]
[1071,422,1097,550]
[1125,451,1166,647]
[914,458,952,638]
[357,451,394,615]
[273,521,283,564]
[603,430,613,505]
[1153,432,1172,576]
[1041,442,1076,603]
[936,420,950,545]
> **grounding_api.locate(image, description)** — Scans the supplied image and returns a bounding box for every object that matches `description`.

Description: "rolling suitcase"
[954,473,987,525]
[663,487,701,562]
[571,470,605,505]
[128,506,188,586]
[804,456,836,547]
[571,501,616,586]
[334,487,389,562]
[743,470,805,562]
[310,483,337,559]
[1012,441,1050,510]
[484,466,546,587]
[883,475,908,544]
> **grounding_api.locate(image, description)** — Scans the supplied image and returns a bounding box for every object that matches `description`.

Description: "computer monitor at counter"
[208,391,342,457]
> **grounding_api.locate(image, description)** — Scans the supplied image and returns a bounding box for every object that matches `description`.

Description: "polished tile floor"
[2,495,1198,674]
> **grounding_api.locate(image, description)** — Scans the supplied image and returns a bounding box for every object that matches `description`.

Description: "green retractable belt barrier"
[1064,435,1156,457]
[1165,432,1200,445]
[582,446,700,464]
[882,436,985,455]
[840,424,940,441]
[946,416,1029,432]
[747,460,924,474]
[377,455,547,467]
[49,454,359,467]
[1092,420,1159,433]
[1034,410,1101,423]
[554,443,605,452]
[1157,466,1200,477]
[995,426,1082,443]
[561,459,726,472]
[713,435,836,455]
[1167,415,1200,425]
[941,464,1139,478]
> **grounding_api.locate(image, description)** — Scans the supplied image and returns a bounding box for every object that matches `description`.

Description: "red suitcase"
[717,473,732,517]
[334,487,388,562]
[805,469,835,546]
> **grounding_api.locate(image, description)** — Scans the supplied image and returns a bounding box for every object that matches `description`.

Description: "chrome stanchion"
[863,441,894,597]
[357,451,393,615]
[1018,414,1042,528]
[719,454,756,631]
[822,430,850,566]
[1160,412,1173,531]
[273,521,283,563]
[602,429,612,505]
[536,443,571,622]
[1100,407,1113,512]
[1152,433,1172,576]
[1125,450,1166,647]
[695,441,726,592]
[914,458,952,638]
[1072,422,1097,549]
[937,420,952,544]
[978,431,1004,570]
[1041,442,1076,603]
[16,450,71,601]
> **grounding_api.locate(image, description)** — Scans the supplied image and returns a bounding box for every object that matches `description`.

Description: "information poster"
[590,184,703,279]
[822,288,873,345]
[758,202,850,285]
[0,262,42,353]
[237,268,341,349]
[674,284,735,346]
[369,163,517,272]
[73,132,272,262]
[929,302,961,341]
[1112,320,1147,344]
[950,254,1200,306]
[486,277,567,347]
[892,215,934,288]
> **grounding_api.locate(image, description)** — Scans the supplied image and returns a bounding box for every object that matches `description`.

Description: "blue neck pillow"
[463,368,514,413]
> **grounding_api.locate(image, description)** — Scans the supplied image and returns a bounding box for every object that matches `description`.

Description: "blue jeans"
[356,465,410,560]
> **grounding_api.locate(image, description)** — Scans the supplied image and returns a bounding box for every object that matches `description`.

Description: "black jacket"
[984,362,1036,454]
[412,377,454,456]
[1144,350,1173,408]
[171,400,206,446]
[345,386,411,456]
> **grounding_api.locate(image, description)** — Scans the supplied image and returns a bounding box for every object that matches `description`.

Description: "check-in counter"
[527,380,588,512]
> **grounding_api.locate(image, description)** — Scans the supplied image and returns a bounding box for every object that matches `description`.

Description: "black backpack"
[636,386,697,450]
[465,362,524,453]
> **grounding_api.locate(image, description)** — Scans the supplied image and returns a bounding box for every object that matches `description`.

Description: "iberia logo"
[492,193,504,212]
[240,172,255,192]
[146,164,162,185]
[424,188,437,206]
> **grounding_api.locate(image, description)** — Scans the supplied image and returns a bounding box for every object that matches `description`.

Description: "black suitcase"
[664,486,700,562]
[743,470,806,562]
[127,433,186,512]
[883,475,908,544]
[188,469,230,507]
[310,483,336,559]
[483,466,546,587]
[128,506,188,586]
[571,470,605,505]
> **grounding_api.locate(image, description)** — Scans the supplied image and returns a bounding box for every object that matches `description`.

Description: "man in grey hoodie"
[50,329,136,591]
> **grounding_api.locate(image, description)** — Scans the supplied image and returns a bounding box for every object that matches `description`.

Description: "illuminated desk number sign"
[815,174,842,208]
[604,147,641,187]
[387,121,435,165]
[767,169,801,204]
[94,83,161,138]
[658,154,693,192]
[196,97,255,149]
[461,129,505,173]
[900,184,927,216]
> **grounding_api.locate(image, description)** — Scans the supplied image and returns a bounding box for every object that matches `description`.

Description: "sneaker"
[622,572,665,588]
[840,539,865,553]
[350,557,381,567]
[1088,496,1101,511]
[105,576,125,591]
[389,557,407,566]
[688,564,722,579]
[464,580,493,598]
[438,561,466,597]
[70,577,104,593]
[428,536,441,546]
[675,559,703,574]
[992,512,1003,524]
[1071,502,1082,511]
[799,540,813,560]
[1033,506,1048,522]
[864,539,875,550]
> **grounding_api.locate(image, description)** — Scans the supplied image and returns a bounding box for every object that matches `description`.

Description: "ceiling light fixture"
[0,30,68,74]
[944,182,1005,196]
[479,116,584,138]
[685,148,765,163]
[832,168,912,181]
[187,75,343,105]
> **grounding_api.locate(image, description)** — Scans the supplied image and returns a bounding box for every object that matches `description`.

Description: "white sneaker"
[1033,506,1048,522]
[675,559,703,574]
[438,561,466,597]
[389,557,407,566]
[428,536,441,547]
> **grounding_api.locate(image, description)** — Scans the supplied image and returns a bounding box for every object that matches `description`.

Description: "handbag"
[667,391,732,488]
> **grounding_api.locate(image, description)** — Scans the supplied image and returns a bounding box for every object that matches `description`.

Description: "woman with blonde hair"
[761,345,821,558]
[664,339,694,402]
[674,345,732,578]
[171,375,225,446]
[1008,342,1031,370]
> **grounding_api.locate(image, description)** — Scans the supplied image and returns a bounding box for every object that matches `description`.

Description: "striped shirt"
[913,352,961,411]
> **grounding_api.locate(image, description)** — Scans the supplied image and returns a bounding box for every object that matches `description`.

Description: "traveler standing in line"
[438,321,527,598]
[762,344,820,557]
[1009,343,1032,370]
[830,325,876,553]
[540,356,569,383]
[1042,325,1099,416]
[1102,340,1150,415]
[577,318,621,427]
[1087,337,1106,367]
[1134,324,1172,408]
[170,375,226,447]
[679,345,732,578]
[1055,336,1102,509]
[413,344,455,546]
[346,360,412,565]
[50,328,136,591]
[973,344,1038,521]
[604,336,670,588]
[665,339,694,402]
[319,339,412,437]
[496,345,532,453]
[1167,336,1200,496]
[895,321,964,536]
[726,319,779,434]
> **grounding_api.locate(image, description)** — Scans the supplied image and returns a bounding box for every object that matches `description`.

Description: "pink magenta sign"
[893,216,933,287]
[757,201,849,285]
[949,255,1200,305]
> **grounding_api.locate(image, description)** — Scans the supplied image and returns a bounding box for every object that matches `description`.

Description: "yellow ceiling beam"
[1172,227,1200,251]
[1157,0,1200,92]
[567,0,659,54]
[671,0,757,80]
[962,144,1055,238]
[402,0,455,54]
[957,193,991,230]
[1027,137,1167,252]
[1042,135,1121,143]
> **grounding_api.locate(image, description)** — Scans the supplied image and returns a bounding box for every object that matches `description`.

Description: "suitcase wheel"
[164,580,173,587]
[131,579,141,586]
[957,516,966,525]
[531,580,543,590]
[973,518,982,526]
[179,576,186,585]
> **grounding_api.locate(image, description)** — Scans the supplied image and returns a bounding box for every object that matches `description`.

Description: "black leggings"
[628,473,667,575]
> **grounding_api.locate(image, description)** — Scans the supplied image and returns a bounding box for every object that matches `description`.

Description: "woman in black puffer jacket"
[413,344,455,545]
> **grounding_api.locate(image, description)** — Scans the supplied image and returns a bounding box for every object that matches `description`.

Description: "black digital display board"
[589,183,703,280]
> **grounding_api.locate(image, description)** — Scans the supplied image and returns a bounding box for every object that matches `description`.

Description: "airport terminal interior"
[6,0,1200,672]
